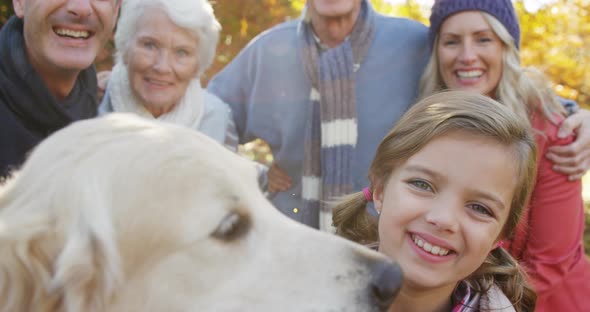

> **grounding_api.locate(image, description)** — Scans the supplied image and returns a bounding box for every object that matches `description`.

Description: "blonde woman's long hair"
[333,91,538,312]
[419,12,565,126]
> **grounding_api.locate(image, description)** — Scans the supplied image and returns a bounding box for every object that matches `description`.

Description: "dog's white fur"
[0,114,400,312]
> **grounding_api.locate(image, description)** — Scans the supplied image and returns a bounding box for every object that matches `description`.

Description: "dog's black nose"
[369,260,403,311]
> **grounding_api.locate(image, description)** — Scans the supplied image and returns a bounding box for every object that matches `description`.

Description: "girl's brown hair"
[333,91,538,311]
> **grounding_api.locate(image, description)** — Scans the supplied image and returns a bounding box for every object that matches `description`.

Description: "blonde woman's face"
[437,11,504,97]
[374,131,515,293]
[125,8,200,117]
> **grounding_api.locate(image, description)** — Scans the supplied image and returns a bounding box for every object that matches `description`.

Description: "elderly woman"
[420,0,590,310]
[99,0,235,149]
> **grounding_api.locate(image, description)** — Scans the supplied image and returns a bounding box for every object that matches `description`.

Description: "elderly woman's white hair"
[115,0,221,77]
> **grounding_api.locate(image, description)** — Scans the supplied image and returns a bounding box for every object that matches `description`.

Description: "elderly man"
[209,0,429,230]
[0,0,120,178]
[208,0,590,230]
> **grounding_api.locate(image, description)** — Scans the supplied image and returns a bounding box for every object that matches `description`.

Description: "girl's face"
[374,131,516,293]
[437,11,504,97]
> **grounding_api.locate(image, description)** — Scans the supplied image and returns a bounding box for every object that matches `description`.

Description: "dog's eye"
[211,211,249,241]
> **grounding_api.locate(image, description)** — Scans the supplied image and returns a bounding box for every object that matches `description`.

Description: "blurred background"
[0,0,588,250]
[1,0,584,105]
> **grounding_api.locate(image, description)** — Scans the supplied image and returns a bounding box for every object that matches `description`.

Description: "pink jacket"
[508,113,590,311]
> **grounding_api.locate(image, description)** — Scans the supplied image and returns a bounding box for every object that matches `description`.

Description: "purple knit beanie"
[429,0,520,49]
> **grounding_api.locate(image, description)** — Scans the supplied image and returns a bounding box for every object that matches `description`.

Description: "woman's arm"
[521,121,585,295]
[546,105,590,180]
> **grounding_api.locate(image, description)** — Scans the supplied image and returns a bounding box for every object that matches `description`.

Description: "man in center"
[209,0,429,230]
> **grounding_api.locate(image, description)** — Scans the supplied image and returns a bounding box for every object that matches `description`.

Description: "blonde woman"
[420,0,590,310]
[333,91,538,311]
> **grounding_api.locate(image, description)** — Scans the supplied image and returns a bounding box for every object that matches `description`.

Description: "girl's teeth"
[412,235,450,256]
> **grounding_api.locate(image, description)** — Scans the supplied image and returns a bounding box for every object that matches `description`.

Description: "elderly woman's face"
[125,8,200,117]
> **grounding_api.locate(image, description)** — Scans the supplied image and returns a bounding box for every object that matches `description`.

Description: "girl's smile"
[375,130,516,292]
[409,233,455,261]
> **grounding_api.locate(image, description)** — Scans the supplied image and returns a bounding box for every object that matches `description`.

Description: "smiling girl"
[333,91,537,311]
[419,1,590,310]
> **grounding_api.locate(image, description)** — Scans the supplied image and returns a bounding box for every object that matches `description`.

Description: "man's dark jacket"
[0,16,98,178]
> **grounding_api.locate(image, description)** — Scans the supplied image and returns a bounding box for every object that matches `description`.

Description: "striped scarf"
[299,0,375,231]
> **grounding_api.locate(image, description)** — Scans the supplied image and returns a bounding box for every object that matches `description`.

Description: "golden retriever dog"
[0,114,402,312]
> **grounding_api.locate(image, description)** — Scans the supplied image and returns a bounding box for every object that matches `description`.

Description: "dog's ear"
[0,222,62,312]
[0,196,122,312]
[49,187,123,312]
[51,228,122,311]
[0,208,122,312]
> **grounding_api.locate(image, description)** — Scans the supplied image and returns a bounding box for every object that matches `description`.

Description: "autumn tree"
[1,0,588,105]
[516,0,590,106]
[0,0,13,25]
[208,0,301,83]
[2,0,586,106]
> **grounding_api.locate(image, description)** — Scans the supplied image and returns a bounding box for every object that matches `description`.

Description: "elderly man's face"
[308,0,361,18]
[12,0,120,75]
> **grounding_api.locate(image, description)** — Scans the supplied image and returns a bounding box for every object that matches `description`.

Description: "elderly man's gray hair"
[114,0,221,77]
